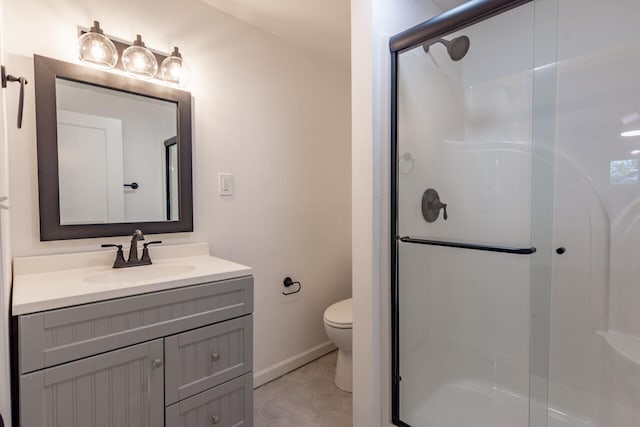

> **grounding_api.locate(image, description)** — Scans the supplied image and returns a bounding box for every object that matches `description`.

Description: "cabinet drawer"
[165,315,253,404]
[166,373,253,427]
[19,276,253,373]
[20,339,164,427]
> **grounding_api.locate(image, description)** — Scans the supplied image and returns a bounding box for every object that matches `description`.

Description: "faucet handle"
[143,241,162,249]
[141,241,162,264]
[101,244,123,250]
[101,244,127,268]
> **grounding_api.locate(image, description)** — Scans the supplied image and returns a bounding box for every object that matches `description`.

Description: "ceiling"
[199,0,351,68]
[198,0,471,68]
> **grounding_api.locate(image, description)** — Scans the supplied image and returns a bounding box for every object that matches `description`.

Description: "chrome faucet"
[101,230,162,268]
[127,229,145,263]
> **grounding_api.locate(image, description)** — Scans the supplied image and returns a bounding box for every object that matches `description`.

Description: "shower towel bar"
[399,236,536,255]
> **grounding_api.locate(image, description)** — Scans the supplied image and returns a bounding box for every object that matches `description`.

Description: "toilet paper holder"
[282,277,301,295]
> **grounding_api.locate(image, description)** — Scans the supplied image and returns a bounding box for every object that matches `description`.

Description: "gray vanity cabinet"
[165,316,253,405]
[16,276,254,427]
[166,373,252,427]
[20,339,164,427]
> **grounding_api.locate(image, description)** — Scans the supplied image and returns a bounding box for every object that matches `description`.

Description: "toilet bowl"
[323,298,353,392]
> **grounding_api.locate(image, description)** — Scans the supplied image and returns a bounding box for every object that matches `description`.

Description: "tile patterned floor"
[254,351,352,426]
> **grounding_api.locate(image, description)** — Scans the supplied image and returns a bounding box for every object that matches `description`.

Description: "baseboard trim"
[253,341,337,388]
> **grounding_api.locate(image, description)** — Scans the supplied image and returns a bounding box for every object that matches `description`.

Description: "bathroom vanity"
[11,243,253,427]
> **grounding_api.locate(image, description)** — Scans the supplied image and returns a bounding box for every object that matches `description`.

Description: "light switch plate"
[218,173,233,196]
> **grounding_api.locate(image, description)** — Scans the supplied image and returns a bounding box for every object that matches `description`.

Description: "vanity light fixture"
[77,21,191,87]
[78,21,118,69]
[160,47,191,87]
[121,35,158,79]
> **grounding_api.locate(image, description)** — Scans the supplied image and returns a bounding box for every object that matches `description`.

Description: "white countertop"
[12,243,252,315]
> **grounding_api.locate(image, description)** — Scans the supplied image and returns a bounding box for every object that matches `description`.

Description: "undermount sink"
[84,264,196,284]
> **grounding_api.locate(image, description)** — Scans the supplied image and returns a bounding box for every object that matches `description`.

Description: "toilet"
[323,298,353,392]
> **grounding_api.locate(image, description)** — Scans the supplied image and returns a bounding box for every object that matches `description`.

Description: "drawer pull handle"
[211,415,221,424]
[152,358,163,368]
[211,353,220,362]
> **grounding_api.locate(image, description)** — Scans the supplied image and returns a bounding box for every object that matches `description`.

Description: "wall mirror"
[34,54,193,240]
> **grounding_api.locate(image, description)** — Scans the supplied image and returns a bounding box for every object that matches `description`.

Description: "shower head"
[422,35,470,61]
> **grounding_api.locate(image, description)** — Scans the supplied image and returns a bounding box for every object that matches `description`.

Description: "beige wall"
[1,0,351,417]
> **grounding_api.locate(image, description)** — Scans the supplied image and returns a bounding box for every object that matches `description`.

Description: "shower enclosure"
[390,0,640,426]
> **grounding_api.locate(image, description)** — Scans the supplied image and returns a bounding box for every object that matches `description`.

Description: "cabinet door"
[166,373,253,427]
[20,339,163,427]
[165,315,253,404]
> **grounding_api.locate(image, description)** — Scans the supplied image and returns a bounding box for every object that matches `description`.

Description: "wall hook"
[282,276,301,295]
[1,65,28,129]
[399,152,415,175]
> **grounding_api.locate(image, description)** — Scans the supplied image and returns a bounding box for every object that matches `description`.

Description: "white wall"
[350,0,376,424]
[0,0,13,422]
[2,0,351,402]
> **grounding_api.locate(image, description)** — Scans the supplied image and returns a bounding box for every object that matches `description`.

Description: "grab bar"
[399,236,536,255]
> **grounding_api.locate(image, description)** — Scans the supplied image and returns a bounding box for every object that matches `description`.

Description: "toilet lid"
[324,298,352,328]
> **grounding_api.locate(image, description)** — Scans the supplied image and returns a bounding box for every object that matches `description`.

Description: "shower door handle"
[399,236,536,255]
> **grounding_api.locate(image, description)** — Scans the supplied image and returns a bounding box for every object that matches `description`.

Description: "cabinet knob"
[210,353,220,362]
[211,415,220,424]
[152,358,163,368]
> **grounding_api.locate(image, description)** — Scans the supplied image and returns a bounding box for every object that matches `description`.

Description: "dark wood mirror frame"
[34,54,193,241]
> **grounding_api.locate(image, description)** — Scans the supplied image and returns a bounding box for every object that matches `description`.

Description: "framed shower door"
[390,1,549,426]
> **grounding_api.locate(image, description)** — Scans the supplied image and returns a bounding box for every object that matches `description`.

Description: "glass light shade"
[122,35,158,79]
[78,22,118,69]
[160,47,191,87]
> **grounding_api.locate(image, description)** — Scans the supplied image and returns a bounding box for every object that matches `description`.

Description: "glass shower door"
[546,1,640,426]
[393,3,538,426]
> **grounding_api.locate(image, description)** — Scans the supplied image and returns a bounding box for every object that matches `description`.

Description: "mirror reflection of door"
[55,78,178,224]
[57,110,124,224]
[164,137,179,221]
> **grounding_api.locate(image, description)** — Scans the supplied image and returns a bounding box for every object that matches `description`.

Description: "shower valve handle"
[422,188,448,222]
[431,199,448,220]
